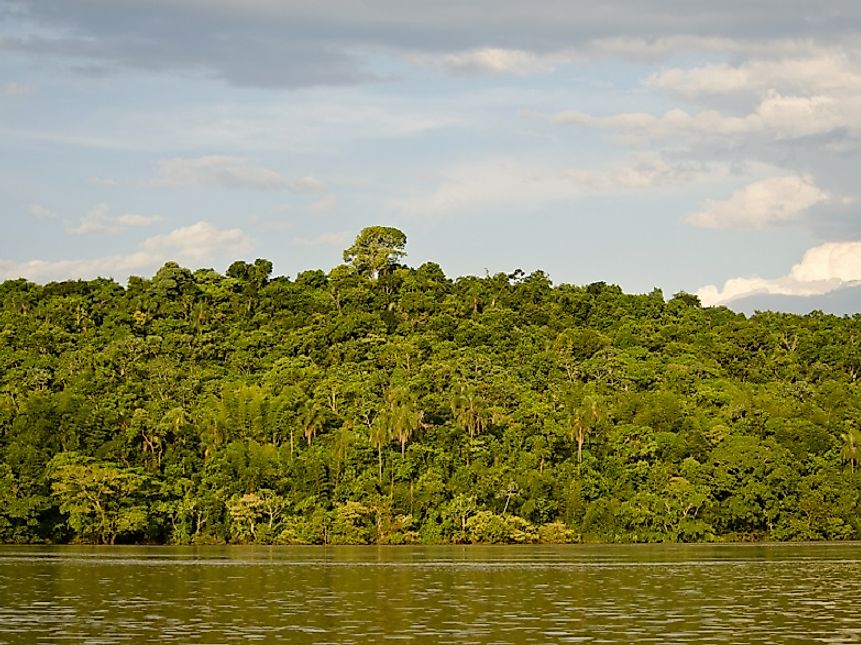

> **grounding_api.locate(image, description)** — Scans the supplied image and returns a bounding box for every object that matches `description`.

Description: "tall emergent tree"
[343,226,407,280]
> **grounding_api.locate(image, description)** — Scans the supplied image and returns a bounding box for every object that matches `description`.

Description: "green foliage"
[342,226,407,280]
[47,452,152,544]
[1,230,861,544]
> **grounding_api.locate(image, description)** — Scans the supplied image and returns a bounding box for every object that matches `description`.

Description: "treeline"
[1,226,861,545]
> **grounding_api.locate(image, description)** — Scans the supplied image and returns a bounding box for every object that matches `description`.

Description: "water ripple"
[2,544,861,643]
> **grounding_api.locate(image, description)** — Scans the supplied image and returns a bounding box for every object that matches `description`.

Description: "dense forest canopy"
[1,227,861,545]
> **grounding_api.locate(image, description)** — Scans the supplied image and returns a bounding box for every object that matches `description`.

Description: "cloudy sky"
[2,0,861,306]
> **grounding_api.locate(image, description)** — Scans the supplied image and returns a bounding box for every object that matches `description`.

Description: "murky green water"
[1,544,861,643]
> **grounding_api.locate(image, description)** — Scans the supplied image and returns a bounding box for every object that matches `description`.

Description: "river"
[1,543,860,643]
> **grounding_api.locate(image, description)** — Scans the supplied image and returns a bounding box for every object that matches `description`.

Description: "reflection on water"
[1,544,861,643]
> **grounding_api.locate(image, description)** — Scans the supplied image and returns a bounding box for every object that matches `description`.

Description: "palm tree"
[450,383,488,439]
[562,389,600,465]
[370,415,391,482]
[841,427,861,472]
[331,421,355,486]
[300,401,326,447]
[394,405,424,458]
[385,386,423,457]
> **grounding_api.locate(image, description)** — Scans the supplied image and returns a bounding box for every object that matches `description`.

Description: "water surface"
[1,543,860,643]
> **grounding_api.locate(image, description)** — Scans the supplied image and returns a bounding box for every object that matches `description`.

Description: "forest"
[1,226,860,545]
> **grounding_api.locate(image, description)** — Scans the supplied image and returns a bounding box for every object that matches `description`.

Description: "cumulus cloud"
[789,241,861,283]
[0,221,252,282]
[553,42,861,152]
[67,203,161,235]
[550,40,861,253]
[152,156,325,191]
[686,176,829,229]
[697,240,861,306]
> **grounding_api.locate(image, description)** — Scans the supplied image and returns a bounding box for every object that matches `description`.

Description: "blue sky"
[2,1,861,306]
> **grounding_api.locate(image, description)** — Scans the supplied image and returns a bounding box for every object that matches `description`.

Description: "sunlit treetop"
[342,226,407,280]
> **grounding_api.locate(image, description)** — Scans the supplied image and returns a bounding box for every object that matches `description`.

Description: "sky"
[2,0,861,307]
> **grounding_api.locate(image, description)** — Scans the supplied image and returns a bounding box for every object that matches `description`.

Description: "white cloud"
[3,82,32,97]
[443,48,561,75]
[789,241,861,283]
[556,98,840,140]
[553,90,861,142]
[0,254,157,284]
[647,52,861,100]
[67,203,162,235]
[551,44,861,248]
[697,240,861,306]
[686,176,828,229]
[0,221,252,282]
[755,91,854,138]
[139,221,252,263]
[153,155,325,191]
[647,64,753,97]
[28,203,54,219]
